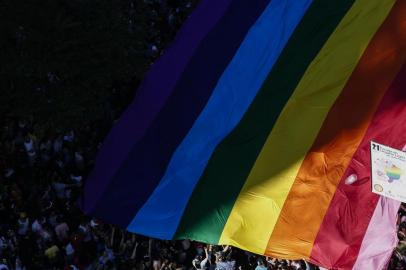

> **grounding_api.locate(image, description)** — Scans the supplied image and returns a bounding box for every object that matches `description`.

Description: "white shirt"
[74,152,83,162]
[215,261,235,270]
[17,218,29,235]
[66,243,75,256]
[64,132,74,142]
[24,139,34,152]
[39,229,52,241]
[70,175,82,184]
[32,219,43,233]
[53,139,63,153]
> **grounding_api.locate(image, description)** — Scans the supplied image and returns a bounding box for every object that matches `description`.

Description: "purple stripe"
[87,0,271,228]
[80,0,233,213]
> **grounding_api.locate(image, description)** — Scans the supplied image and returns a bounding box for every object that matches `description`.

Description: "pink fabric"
[353,197,400,270]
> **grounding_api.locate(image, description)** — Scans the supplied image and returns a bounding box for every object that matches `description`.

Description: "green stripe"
[174,0,355,243]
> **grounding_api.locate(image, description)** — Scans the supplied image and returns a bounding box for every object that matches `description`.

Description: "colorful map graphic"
[374,158,403,183]
[385,165,403,182]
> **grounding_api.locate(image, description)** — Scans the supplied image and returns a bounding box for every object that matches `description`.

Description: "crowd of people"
[390,204,406,269]
[3,115,406,270]
[2,117,406,270]
[0,116,327,270]
[129,0,197,62]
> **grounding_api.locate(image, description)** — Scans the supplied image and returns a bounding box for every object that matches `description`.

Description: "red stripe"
[310,65,406,269]
[266,0,405,260]
[310,2,406,268]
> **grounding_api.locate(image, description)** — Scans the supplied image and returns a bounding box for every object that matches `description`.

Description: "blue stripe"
[89,0,270,228]
[127,0,313,239]
[81,0,233,215]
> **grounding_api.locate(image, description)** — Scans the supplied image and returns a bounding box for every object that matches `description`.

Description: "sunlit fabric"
[80,0,406,269]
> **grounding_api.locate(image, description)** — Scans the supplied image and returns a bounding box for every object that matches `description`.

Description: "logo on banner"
[371,141,406,203]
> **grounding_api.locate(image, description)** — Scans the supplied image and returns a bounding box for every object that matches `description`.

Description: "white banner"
[371,141,406,203]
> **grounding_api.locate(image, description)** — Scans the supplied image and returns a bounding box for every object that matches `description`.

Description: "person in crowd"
[255,259,267,270]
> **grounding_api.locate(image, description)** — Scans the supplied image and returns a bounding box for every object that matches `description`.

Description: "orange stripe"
[266,0,406,260]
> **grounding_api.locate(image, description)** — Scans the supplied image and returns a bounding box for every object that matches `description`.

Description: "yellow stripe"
[218,0,396,255]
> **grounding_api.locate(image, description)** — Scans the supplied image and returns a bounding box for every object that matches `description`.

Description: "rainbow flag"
[81,0,406,268]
